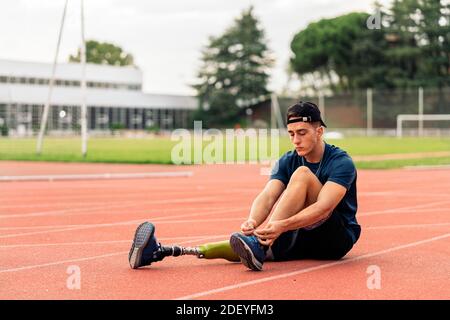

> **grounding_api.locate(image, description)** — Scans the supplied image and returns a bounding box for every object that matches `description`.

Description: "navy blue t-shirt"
[270,142,361,244]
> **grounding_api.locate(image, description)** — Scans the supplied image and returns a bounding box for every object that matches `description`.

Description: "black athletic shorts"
[270,212,359,261]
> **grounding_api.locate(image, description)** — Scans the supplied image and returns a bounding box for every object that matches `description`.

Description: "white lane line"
[404,164,450,170]
[0,198,450,231]
[0,226,85,239]
[0,188,199,204]
[0,188,252,208]
[174,232,450,300]
[1,189,445,210]
[359,200,450,217]
[0,207,450,231]
[0,188,257,209]
[0,222,450,249]
[365,222,450,230]
[393,208,450,213]
[2,221,450,249]
[0,206,246,231]
[0,208,246,239]
[4,192,449,220]
[0,235,231,249]
[0,185,255,218]
[0,196,221,219]
[0,217,243,239]
[0,203,243,220]
[0,194,440,222]
[0,217,243,240]
[0,235,225,274]
[0,185,257,204]
[358,191,450,197]
[2,199,450,238]
[0,171,193,182]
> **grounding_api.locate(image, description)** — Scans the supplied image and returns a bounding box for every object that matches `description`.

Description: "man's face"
[287,119,323,156]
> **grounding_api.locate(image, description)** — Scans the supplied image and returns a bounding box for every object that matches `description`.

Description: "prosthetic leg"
[160,240,240,262]
[128,222,239,269]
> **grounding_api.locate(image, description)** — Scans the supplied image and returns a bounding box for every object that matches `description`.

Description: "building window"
[0,74,142,92]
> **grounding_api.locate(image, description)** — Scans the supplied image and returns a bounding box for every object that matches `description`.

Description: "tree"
[290,0,450,92]
[290,12,388,92]
[193,7,274,127]
[415,0,450,87]
[69,40,134,66]
[383,0,422,88]
[414,0,450,113]
[382,0,449,89]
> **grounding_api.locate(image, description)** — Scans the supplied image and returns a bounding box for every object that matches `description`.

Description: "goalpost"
[396,114,450,138]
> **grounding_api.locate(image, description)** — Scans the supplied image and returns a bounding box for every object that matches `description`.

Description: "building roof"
[0,59,197,110]
[0,84,197,109]
[0,58,142,85]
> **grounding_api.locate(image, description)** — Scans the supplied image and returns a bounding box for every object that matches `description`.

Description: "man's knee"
[290,166,313,183]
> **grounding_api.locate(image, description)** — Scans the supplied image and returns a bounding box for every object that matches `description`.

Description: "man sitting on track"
[128,101,361,271]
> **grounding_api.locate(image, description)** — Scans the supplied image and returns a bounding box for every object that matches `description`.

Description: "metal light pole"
[36,0,69,154]
[367,88,373,136]
[418,87,423,137]
[80,0,88,157]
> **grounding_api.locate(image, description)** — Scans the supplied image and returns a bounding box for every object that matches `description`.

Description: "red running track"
[0,161,449,299]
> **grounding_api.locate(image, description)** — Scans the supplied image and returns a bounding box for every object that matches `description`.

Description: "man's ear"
[317,126,324,138]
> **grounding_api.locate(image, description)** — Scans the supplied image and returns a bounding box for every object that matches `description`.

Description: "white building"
[0,59,197,136]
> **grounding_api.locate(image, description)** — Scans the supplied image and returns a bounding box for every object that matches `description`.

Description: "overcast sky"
[0,0,392,95]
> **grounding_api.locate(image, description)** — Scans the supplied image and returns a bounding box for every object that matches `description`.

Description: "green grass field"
[1,136,449,169]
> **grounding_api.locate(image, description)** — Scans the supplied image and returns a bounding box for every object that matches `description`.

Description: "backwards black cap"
[286,101,327,127]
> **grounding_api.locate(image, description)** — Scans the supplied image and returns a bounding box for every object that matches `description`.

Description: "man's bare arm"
[283,181,346,230]
[255,181,346,245]
[241,180,285,234]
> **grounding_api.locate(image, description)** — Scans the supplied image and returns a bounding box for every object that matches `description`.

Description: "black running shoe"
[128,222,164,269]
[229,232,265,271]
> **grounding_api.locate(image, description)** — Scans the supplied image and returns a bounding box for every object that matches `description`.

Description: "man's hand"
[240,218,257,235]
[240,180,285,237]
[254,220,287,246]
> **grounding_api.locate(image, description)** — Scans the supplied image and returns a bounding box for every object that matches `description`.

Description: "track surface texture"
[0,161,449,300]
